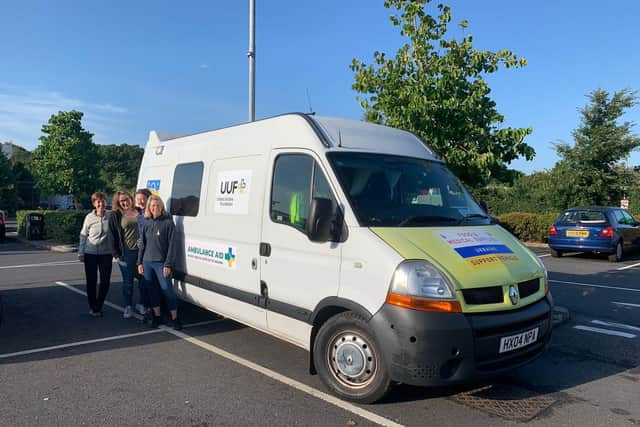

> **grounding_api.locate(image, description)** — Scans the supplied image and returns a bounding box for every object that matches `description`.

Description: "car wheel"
[550,248,562,258]
[608,241,623,262]
[313,311,391,404]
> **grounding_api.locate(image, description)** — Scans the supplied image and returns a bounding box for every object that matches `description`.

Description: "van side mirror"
[479,200,489,214]
[307,197,334,242]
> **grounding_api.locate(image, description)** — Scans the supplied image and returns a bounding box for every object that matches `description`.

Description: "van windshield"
[327,152,488,227]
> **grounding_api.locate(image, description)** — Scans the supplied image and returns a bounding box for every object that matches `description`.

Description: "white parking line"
[617,262,640,271]
[591,320,640,332]
[612,301,640,308]
[538,254,551,258]
[573,325,636,339]
[52,281,403,426]
[56,281,140,319]
[0,260,78,270]
[549,279,640,293]
[0,329,163,359]
[170,328,403,427]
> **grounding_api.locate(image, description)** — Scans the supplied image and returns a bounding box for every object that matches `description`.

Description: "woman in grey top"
[78,192,112,316]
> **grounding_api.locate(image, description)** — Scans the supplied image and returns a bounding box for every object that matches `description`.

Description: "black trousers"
[83,254,113,312]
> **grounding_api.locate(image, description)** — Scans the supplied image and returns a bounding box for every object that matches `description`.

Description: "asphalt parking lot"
[1,238,639,426]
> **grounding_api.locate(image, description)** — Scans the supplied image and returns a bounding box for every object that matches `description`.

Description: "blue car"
[548,206,640,262]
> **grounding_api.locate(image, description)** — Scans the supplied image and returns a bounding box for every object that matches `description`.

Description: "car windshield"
[557,210,608,224]
[327,152,488,227]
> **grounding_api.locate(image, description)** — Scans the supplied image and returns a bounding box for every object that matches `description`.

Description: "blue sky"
[1,0,639,174]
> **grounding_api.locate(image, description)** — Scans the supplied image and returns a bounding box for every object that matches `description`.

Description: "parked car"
[548,206,640,262]
[0,209,6,243]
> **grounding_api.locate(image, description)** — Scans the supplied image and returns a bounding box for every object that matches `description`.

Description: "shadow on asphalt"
[0,240,47,254]
[0,282,246,364]
[1,267,638,406]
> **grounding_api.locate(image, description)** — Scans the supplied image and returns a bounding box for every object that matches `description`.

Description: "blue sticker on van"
[147,180,161,191]
[454,244,513,259]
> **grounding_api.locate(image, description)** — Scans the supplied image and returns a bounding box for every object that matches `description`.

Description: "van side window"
[169,162,204,216]
[270,154,339,235]
[271,155,313,230]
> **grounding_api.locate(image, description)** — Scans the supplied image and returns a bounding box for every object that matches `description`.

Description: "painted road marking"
[549,279,640,293]
[612,301,640,308]
[591,320,640,332]
[0,329,163,359]
[0,260,78,270]
[52,281,403,427]
[617,262,640,271]
[538,254,551,258]
[573,325,636,339]
[170,328,403,427]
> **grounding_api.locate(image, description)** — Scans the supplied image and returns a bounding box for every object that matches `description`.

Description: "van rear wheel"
[313,312,391,404]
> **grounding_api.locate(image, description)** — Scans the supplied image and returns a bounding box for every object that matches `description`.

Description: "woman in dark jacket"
[137,195,181,329]
[108,190,144,319]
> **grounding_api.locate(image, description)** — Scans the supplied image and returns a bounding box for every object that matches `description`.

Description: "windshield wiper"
[458,213,489,225]
[397,215,458,227]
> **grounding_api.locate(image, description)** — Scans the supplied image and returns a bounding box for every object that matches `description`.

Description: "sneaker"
[150,315,161,329]
[89,309,100,317]
[141,311,151,324]
[135,304,145,315]
[123,306,133,319]
[172,317,182,331]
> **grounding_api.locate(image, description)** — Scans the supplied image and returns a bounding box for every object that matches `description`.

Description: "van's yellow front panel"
[370,225,546,313]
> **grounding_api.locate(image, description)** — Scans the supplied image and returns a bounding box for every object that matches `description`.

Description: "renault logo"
[509,285,519,305]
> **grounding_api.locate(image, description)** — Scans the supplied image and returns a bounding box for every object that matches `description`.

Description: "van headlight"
[529,252,549,296]
[386,260,461,312]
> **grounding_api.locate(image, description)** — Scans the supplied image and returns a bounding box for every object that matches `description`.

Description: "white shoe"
[123,306,133,319]
[135,304,145,315]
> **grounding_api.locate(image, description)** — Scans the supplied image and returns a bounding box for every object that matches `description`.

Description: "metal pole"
[248,0,256,122]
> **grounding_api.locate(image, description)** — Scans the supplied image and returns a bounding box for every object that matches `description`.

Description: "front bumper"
[368,295,553,386]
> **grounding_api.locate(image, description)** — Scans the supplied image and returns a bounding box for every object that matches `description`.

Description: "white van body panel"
[338,228,404,315]
[136,113,435,348]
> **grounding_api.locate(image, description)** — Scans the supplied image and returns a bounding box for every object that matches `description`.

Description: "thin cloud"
[0,85,127,150]
[200,64,209,69]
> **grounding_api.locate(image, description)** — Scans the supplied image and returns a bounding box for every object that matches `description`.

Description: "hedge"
[498,212,558,243]
[17,210,88,244]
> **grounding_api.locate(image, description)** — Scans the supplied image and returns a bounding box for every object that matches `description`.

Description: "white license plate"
[499,328,539,353]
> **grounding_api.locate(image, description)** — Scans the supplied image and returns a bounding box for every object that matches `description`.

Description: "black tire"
[313,311,391,404]
[608,241,623,262]
[550,248,562,258]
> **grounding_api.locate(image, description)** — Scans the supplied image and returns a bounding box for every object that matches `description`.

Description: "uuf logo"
[220,179,247,194]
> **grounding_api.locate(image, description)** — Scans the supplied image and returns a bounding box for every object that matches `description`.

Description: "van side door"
[260,151,342,348]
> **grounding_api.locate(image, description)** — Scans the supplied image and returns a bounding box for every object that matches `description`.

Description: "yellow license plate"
[567,230,589,237]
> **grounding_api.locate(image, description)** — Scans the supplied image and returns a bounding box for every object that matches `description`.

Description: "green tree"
[0,150,17,213]
[553,88,640,207]
[351,0,534,185]
[95,144,144,194]
[9,144,33,166]
[32,110,99,201]
[4,143,37,209]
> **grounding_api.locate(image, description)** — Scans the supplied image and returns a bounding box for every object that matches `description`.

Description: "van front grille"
[518,279,540,299]
[462,286,503,305]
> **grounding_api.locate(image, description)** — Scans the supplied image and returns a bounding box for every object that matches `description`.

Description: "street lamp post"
[248,0,256,122]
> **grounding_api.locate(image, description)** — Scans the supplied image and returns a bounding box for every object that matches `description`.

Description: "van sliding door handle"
[260,242,271,257]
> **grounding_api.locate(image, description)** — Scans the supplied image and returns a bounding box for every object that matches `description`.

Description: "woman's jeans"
[118,248,138,307]
[143,261,177,311]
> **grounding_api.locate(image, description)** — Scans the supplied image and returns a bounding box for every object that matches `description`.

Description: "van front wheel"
[313,312,391,404]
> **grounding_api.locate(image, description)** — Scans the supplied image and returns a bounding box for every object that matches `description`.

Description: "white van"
[137,113,553,403]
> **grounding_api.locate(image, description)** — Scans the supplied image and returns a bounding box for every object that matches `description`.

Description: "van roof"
[147,113,440,161]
